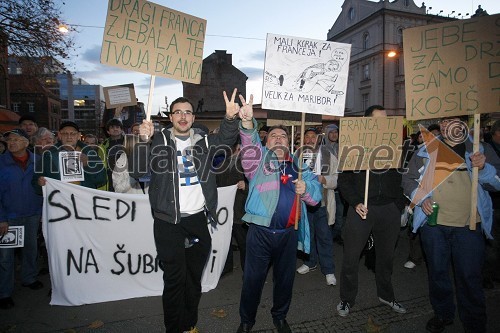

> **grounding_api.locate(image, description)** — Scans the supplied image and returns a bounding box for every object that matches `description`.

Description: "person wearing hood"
[296,127,338,287]
[324,124,345,243]
[131,91,241,333]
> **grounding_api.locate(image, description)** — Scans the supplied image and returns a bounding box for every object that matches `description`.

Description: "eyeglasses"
[6,137,27,143]
[171,110,193,116]
[60,132,79,137]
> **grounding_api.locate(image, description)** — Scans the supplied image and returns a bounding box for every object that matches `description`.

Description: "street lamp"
[58,24,69,33]
[426,6,432,14]
[387,50,397,58]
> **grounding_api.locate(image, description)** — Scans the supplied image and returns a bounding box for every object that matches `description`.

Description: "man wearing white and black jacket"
[131,89,248,333]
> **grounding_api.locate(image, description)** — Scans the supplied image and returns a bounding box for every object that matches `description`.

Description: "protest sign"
[58,151,84,182]
[0,226,24,248]
[403,14,500,120]
[100,0,207,83]
[338,116,404,171]
[42,179,236,306]
[103,83,138,109]
[262,33,351,116]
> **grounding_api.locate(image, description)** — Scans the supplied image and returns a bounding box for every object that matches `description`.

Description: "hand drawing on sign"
[293,48,349,101]
[64,156,81,175]
[264,71,285,86]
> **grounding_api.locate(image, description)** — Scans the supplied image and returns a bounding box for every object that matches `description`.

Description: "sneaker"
[378,297,407,313]
[296,264,317,274]
[404,260,416,269]
[183,327,199,333]
[326,273,337,286]
[425,316,453,333]
[336,300,351,317]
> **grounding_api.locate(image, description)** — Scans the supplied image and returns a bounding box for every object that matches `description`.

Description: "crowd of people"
[1,98,500,333]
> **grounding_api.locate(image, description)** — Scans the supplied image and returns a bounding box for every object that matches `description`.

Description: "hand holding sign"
[355,203,368,219]
[139,120,154,141]
[293,179,306,196]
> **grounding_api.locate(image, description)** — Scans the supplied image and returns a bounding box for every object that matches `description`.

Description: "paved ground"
[1,228,500,333]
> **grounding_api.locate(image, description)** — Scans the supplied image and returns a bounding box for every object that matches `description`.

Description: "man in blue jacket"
[236,104,322,333]
[0,129,44,309]
[402,116,500,333]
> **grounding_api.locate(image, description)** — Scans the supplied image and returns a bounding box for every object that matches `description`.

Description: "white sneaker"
[296,264,317,275]
[404,261,416,269]
[378,297,407,314]
[336,300,351,317]
[326,274,337,286]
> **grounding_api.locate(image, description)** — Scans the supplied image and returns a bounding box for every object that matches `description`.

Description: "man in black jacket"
[131,89,248,333]
[336,105,407,317]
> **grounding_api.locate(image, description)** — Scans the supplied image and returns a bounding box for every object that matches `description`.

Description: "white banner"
[42,178,236,306]
[262,33,351,116]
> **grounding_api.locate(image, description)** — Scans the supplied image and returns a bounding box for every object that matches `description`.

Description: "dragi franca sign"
[42,178,236,306]
[100,0,207,83]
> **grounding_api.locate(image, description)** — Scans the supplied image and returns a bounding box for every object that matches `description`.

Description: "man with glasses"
[402,116,500,333]
[34,121,106,191]
[131,91,242,333]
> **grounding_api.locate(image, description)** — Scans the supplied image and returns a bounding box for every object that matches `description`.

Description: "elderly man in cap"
[34,121,106,191]
[18,115,39,151]
[0,129,44,309]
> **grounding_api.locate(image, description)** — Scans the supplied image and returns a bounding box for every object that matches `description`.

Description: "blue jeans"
[420,223,486,332]
[0,215,40,298]
[305,206,335,275]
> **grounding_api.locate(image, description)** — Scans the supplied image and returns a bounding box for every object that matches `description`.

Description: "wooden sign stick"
[363,170,369,220]
[469,114,480,230]
[294,112,306,230]
[145,74,156,121]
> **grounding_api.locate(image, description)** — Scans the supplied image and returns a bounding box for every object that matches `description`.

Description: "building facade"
[183,50,247,112]
[327,0,454,116]
[57,73,105,136]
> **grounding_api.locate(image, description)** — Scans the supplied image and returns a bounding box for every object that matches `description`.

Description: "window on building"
[363,32,369,50]
[362,93,369,111]
[74,99,86,107]
[348,7,355,21]
[404,0,409,7]
[363,64,370,80]
[397,27,404,45]
[395,90,400,108]
[12,102,20,112]
[28,102,35,112]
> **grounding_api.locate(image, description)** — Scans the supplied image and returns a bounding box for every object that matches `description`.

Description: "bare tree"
[0,0,75,74]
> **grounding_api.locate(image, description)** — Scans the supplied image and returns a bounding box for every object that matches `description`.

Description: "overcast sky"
[60,0,499,113]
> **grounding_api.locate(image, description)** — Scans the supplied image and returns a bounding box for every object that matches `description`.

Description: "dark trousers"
[223,223,248,274]
[239,224,298,325]
[484,208,500,281]
[407,228,423,264]
[420,224,486,332]
[153,212,211,333]
[339,203,400,306]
